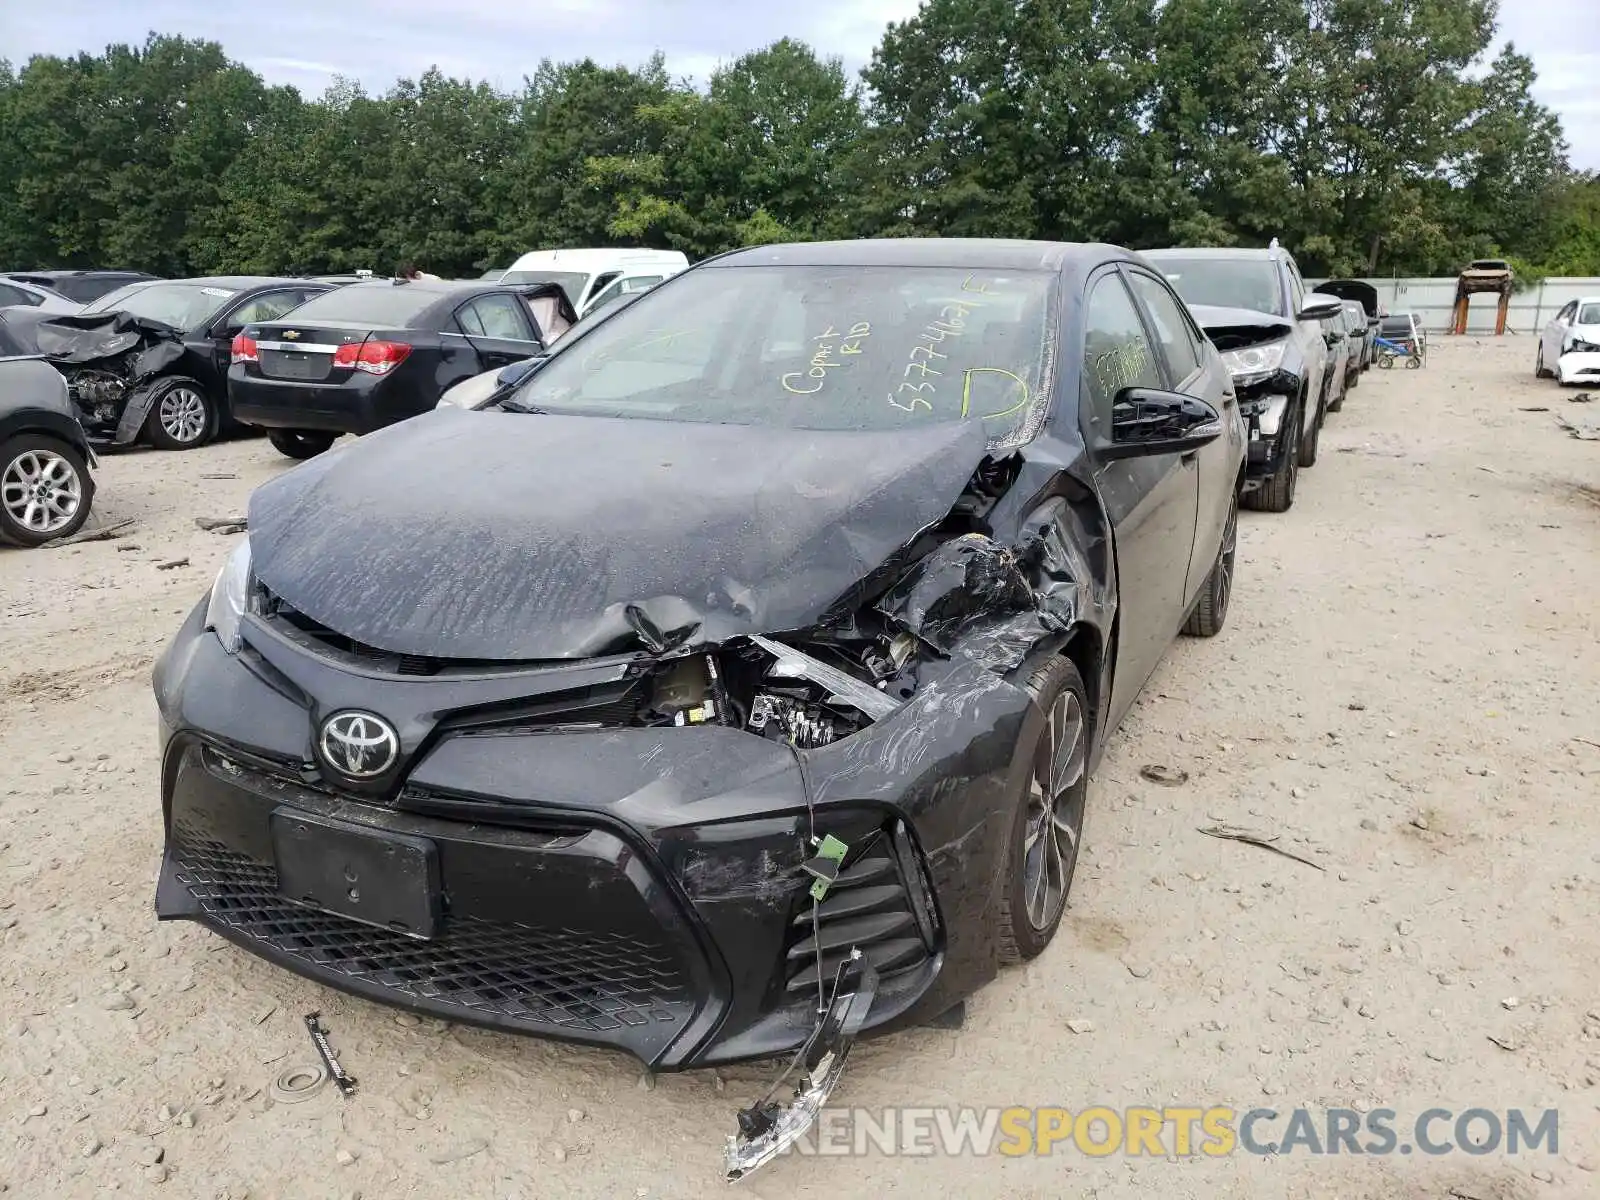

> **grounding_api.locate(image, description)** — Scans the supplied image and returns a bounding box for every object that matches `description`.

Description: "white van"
[499,248,688,316]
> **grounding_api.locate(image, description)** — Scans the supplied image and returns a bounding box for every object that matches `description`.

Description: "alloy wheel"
[1,448,83,535]
[1022,689,1088,930]
[158,387,209,444]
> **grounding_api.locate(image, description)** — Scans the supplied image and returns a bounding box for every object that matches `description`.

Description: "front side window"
[517,265,1059,448]
[1082,272,1162,429]
[1126,270,1201,382]
[225,289,317,330]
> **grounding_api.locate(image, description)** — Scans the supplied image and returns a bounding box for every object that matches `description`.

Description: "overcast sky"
[3,0,1596,169]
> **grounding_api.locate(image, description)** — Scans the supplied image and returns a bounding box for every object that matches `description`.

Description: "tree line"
[1,0,1594,283]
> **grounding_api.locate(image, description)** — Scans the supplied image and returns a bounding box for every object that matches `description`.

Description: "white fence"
[1306,277,1600,336]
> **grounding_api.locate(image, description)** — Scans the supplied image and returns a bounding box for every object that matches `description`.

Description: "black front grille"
[170,824,696,1036]
[783,824,937,995]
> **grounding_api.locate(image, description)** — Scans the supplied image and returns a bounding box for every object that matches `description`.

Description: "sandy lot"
[2,339,1598,1200]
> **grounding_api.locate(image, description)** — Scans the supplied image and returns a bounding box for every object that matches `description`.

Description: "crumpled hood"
[248,408,989,660]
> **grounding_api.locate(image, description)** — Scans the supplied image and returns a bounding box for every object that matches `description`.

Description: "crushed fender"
[724,956,880,1181]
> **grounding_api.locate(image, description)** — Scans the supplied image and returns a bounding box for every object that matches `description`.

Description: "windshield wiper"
[494,396,547,414]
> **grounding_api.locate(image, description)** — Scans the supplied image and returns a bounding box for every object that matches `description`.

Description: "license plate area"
[261,349,331,381]
[271,810,440,939]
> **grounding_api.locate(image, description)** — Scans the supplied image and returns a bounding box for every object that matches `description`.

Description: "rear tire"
[0,434,95,548]
[143,378,216,451]
[1243,404,1298,513]
[997,655,1089,965]
[1297,394,1322,467]
[1182,495,1237,638]
[268,430,336,460]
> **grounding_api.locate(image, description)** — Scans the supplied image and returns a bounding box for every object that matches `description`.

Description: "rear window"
[277,284,442,326]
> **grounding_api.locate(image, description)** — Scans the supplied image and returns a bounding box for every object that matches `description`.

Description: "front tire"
[0,434,95,548]
[1243,404,1299,513]
[268,430,337,460]
[1182,494,1237,637]
[998,656,1089,964]
[143,378,216,450]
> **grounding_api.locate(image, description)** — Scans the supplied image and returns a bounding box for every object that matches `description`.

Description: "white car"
[0,277,83,315]
[499,248,687,316]
[1537,296,1600,386]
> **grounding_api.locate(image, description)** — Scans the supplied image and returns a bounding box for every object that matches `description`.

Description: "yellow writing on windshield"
[888,298,982,414]
[961,367,1031,419]
[783,321,871,394]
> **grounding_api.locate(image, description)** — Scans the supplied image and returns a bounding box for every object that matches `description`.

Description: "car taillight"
[230,333,258,364]
[333,339,412,375]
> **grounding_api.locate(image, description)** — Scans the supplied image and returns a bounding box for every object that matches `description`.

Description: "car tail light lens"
[333,339,411,375]
[230,333,258,364]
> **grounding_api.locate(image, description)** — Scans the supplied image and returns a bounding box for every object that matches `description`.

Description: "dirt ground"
[2,338,1598,1200]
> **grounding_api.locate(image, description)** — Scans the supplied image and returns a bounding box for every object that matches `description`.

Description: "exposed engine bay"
[31,312,189,443]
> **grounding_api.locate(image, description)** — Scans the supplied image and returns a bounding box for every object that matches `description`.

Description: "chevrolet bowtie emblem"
[282,330,301,340]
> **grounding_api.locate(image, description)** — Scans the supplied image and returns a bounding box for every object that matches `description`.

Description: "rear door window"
[460,293,537,341]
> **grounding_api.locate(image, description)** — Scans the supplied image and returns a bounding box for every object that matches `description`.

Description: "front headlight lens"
[1568,339,1600,354]
[1220,338,1289,381]
[204,538,253,654]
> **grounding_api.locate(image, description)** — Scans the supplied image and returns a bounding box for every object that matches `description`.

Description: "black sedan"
[21,277,336,449]
[0,356,97,547]
[153,239,1244,1175]
[227,279,575,459]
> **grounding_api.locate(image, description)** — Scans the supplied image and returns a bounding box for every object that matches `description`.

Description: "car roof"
[506,248,687,273]
[1140,246,1281,262]
[709,238,1124,271]
[166,276,316,290]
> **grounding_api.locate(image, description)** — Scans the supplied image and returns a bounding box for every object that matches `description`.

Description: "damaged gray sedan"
[152,239,1244,1175]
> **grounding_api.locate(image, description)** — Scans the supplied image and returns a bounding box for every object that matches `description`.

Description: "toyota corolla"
[152,239,1244,1174]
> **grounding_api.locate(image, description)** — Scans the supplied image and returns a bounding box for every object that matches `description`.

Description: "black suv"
[1140,244,1343,512]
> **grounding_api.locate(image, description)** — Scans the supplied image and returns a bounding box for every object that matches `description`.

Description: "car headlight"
[1219,338,1288,383]
[1567,339,1600,354]
[204,538,253,654]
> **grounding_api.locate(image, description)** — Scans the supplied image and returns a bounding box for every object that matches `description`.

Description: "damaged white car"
[1536,296,1600,386]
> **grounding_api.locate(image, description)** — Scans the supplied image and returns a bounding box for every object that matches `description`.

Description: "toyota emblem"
[319,711,399,778]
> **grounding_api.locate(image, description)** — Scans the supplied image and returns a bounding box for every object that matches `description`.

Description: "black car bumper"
[152,603,1037,1068]
[228,370,404,436]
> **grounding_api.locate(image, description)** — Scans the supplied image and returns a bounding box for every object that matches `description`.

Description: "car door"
[1079,267,1201,730]
[1282,257,1326,427]
[1545,301,1576,365]
[1124,265,1238,608]
[454,292,545,370]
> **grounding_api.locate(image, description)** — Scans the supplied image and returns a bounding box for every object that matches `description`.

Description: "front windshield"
[514,264,1058,447]
[496,270,588,305]
[1147,256,1285,317]
[1577,302,1600,325]
[83,281,235,328]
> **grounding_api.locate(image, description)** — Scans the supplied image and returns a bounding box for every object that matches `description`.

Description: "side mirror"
[495,357,540,387]
[1102,388,1223,460]
[1297,296,1344,322]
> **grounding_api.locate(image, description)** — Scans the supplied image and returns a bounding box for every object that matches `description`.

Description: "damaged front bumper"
[152,598,1039,1070]
[1237,390,1294,488]
[1557,351,1600,386]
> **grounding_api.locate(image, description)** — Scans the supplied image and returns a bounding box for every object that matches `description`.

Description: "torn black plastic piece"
[304,1011,358,1099]
[724,956,881,1181]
